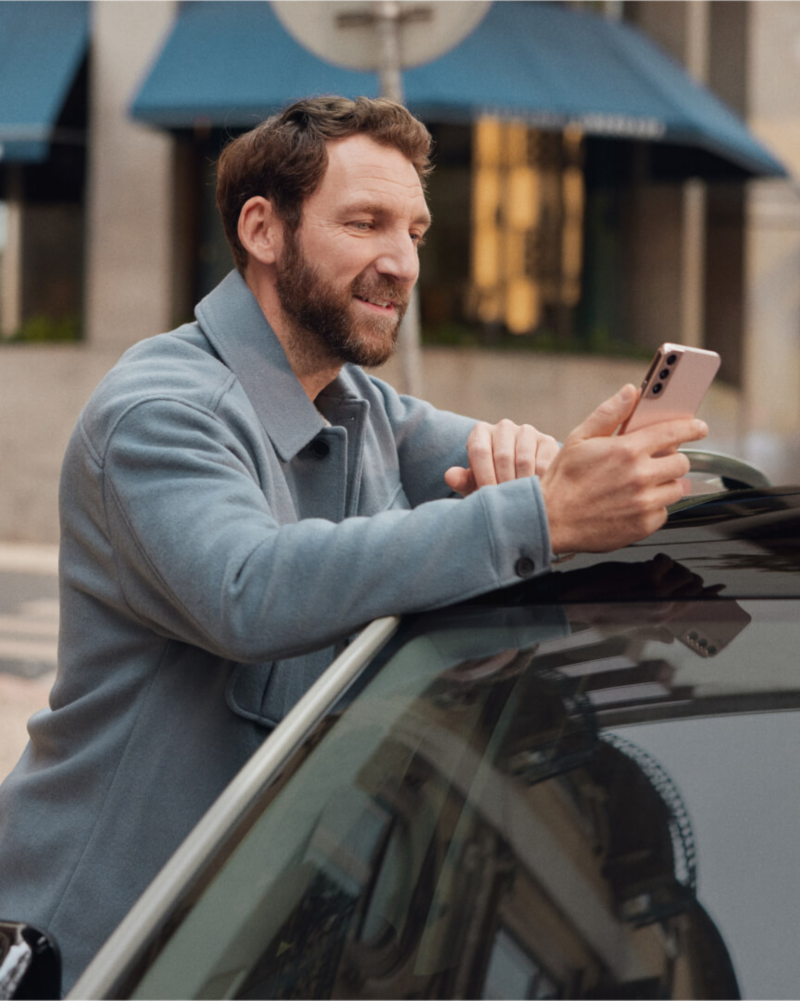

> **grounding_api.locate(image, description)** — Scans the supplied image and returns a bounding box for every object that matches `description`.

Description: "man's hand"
[540,383,708,554]
[444,420,560,496]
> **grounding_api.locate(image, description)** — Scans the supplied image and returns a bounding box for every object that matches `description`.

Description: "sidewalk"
[0,543,59,576]
[0,542,59,782]
[0,670,55,780]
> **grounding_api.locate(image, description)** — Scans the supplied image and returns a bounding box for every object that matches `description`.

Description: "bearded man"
[0,96,707,993]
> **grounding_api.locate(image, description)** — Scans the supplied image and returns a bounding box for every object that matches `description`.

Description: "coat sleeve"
[365,375,478,506]
[101,398,553,664]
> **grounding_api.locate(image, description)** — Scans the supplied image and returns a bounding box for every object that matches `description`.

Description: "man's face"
[275,134,431,367]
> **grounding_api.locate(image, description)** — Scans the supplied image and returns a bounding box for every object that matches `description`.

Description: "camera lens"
[666,353,677,365]
[659,368,670,380]
[652,382,663,395]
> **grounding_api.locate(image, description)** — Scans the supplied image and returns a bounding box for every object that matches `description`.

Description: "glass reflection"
[125,592,800,1001]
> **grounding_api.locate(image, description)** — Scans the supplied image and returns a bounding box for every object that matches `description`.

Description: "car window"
[614,712,800,1000]
[121,601,800,1000]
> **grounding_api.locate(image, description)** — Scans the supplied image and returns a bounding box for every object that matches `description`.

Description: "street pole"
[373,0,423,398]
[375,0,404,103]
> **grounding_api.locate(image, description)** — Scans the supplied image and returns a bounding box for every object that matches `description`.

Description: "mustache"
[350,277,409,309]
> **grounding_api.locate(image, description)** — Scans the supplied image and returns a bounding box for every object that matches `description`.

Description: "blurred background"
[2,0,800,545]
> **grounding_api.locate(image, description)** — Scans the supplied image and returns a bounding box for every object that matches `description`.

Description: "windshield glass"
[122,599,800,1000]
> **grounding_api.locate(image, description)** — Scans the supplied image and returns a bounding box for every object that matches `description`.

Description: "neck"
[244,267,341,401]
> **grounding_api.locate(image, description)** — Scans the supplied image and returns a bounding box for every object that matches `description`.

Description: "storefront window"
[0,57,87,344]
[0,200,7,328]
[467,119,585,343]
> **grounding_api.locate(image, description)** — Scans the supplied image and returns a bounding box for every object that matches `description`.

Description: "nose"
[373,230,419,286]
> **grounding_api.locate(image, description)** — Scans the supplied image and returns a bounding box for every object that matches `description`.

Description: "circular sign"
[270,1,491,72]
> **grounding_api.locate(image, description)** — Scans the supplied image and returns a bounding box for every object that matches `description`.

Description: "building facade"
[1,0,798,542]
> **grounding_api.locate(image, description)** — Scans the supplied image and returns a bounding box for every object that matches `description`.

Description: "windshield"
[119,599,800,1000]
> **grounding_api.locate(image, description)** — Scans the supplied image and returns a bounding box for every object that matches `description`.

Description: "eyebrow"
[344,201,432,228]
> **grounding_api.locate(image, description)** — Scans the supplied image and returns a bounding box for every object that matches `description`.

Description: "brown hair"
[216,95,433,272]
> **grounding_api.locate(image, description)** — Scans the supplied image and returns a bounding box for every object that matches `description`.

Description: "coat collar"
[194,270,331,462]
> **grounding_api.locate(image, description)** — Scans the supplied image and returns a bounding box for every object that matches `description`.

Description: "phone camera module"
[659,368,671,380]
[666,353,678,365]
[652,383,663,395]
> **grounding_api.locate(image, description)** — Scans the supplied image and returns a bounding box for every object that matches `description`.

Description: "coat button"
[309,437,330,459]
[515,556,535,578]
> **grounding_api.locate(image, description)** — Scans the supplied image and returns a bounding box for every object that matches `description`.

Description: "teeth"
[358,296,391,308]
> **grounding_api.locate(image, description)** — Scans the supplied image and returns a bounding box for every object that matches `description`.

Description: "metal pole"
[375,0,404,104]
[374,0,423,397]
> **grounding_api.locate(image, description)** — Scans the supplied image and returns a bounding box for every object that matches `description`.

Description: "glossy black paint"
[494,487,800,606]
[0,922,61,1001]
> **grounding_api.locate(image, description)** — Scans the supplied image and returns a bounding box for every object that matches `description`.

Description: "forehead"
[310,134,428,216]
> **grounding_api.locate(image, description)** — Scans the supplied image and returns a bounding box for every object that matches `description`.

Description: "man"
[0,96,706,991]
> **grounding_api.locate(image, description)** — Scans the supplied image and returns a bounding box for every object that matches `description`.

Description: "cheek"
[348,249,382,280]
[329,236,382,277]
[302,229,379,288]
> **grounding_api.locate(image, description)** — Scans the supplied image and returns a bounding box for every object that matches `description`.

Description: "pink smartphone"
[619,342,721,434]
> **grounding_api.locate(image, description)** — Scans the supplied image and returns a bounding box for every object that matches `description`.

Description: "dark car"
[3,455,800,1000]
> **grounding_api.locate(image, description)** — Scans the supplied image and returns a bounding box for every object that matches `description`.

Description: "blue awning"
[0,1,89,163]
[402,2,786,178]
[131,0,785,179]
[132,1,377,129]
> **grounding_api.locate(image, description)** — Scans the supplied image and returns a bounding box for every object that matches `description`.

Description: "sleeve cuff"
[476,476,554,585]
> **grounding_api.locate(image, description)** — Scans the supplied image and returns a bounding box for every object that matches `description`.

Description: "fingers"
[466,422,501,488]
[444,465,476,497]
[626,479,687,533]
[491,420,517,483]
[630,417,708,457]
[465,420,559,489]
[541,382,714,553]
[569,384,638,442]
[541,441,692,553]
[532,434,560,476]
[654,477,688,510]
[651,449,691,484]
[516,424,557,478]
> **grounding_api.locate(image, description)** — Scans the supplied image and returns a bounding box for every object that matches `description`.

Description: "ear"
[238,196,284,267]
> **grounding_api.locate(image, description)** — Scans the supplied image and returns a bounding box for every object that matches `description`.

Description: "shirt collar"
[194,270,328,462]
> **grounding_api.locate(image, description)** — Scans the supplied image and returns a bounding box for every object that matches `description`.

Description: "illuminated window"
[469,120,585,336]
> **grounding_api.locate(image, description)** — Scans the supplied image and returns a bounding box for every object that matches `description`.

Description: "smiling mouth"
[354,295,395,312]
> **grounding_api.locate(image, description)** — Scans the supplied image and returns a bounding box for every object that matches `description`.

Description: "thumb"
[445,465,475,496]
[571,383,638,441]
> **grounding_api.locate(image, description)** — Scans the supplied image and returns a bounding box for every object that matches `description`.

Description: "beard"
[274,228,408,368]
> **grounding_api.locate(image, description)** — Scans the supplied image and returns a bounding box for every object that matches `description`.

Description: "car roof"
[475,486,800,606]
[395,485,800,727]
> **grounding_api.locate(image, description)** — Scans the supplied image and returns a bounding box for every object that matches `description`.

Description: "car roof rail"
[680,449,773,491]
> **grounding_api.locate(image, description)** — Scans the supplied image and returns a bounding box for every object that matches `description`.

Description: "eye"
[411,231,427,248]
[350,220,373,232]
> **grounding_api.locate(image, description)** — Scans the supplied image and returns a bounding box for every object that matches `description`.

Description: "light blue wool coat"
[0,271,552,991]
